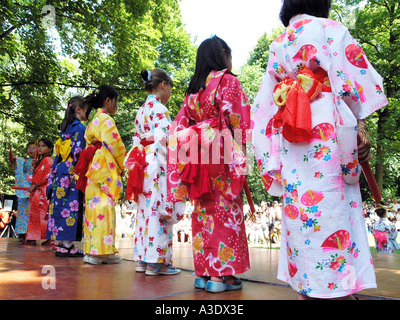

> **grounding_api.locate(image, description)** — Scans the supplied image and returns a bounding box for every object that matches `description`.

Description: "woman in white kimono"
[125,69,184,275]
[252,0,388,299]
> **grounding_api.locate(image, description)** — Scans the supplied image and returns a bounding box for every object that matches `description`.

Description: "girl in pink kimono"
[252,0,388,299]
[168,36,251,293]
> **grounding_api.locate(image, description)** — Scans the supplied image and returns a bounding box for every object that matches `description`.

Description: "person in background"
[372,208,400,254]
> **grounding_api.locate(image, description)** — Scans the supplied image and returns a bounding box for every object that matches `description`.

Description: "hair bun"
[141,69,152,83]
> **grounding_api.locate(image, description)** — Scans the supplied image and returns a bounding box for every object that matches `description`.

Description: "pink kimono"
[168,69,251,277]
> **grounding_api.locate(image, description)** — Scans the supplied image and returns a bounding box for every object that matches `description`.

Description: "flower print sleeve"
[218,75,251,144]
[98,114,126,171]
[326,23,388,119]
[71,123,86,164]
[152,104,171,159]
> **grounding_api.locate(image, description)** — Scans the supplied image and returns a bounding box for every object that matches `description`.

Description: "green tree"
[332,0,400,197]
[0,0,196,194]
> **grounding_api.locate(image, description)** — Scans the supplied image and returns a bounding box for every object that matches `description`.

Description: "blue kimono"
[14,157,34,234]
[46,119,86,241]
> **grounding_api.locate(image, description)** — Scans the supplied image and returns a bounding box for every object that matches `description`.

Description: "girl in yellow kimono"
[79,85,126,265]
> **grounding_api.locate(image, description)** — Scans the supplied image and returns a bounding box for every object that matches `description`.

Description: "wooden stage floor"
[0,238,399,300]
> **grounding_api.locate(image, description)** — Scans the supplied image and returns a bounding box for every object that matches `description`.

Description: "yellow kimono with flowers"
[84,108,126,255]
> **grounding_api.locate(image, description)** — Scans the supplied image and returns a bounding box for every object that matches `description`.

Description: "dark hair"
[25,141,36,151]
[375,208,387,218]
[141,68,174,93]
[34,138,54,169]
[84,85,119,120]
[279,0,332,27]
[60,96,84,132]
[186,36,232,95]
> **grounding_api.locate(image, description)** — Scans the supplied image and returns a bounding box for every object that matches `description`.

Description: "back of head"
[375,208,386,218]
[186,36,231,95]
[84,85,119,120]
[60,96,84,132]
[279,0,332,27]
[141,68,173,93]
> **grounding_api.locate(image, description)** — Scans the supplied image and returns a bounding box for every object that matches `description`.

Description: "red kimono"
[168,69,251,277]
[26,157,52,240]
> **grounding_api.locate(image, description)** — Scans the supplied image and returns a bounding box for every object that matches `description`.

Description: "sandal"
[136,260,147,272]
[145,263,181,276]
[205,276,243,293]
[41,239,54,247]
[194,276,210,289]
[55,244,84,258]
[21,240,36,246]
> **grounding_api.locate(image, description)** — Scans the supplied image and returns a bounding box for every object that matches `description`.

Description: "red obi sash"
[125,137,154,202]
[74,141,102,192]
[272,67,331,143]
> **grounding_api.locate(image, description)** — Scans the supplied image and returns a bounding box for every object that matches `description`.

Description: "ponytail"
[84,85,119,120]
[60,96,84,132]
[141,68,173,93]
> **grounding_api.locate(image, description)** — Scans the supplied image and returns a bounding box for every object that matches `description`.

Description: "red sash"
[74,141,102,192]
[125,138,154,202]
[272,67,331,143]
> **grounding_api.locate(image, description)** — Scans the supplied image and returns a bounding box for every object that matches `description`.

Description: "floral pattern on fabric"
[252,14,388,298]
[83,108,126,255]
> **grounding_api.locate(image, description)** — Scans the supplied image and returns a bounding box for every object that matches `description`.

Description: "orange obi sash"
[272,67,331,143]
[125,137,154,202]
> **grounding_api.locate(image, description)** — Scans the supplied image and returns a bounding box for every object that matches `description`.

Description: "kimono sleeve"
[99,114,126,171]
[218,75,251,144]
[252,50,284,197]
[152,103,171,159]
[71,123,86,165]
[167,105,190,203]
[32,157,53,187]
[327,23,388,120]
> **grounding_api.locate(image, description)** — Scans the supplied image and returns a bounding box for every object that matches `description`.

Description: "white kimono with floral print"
[252,14,388,298]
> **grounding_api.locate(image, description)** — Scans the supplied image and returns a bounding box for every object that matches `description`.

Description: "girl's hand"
[357,119,371,163]
[27,184,37,193]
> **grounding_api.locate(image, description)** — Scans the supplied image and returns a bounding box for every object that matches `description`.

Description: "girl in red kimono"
[167,36,251,293]
[25,139,54,245]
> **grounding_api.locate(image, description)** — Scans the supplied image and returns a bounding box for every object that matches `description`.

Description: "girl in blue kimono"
[13,142,35,239]
[46,96,87,257]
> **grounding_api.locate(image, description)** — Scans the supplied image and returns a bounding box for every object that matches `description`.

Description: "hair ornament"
[146,70,152,83]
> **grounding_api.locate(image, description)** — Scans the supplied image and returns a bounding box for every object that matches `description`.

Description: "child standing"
[372,208,400,254]
[77,85,126,265]
[25,139,54,245]
[167,36,251,292]
[125,69,184,275]
[11,142,35,241]
[252,0,388,299]
[46,96,87,257]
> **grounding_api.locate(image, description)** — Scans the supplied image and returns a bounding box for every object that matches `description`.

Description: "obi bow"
[125,137,154,202]
[55,138,72,162]
[272,67,331,143]
[373,231,388,249]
